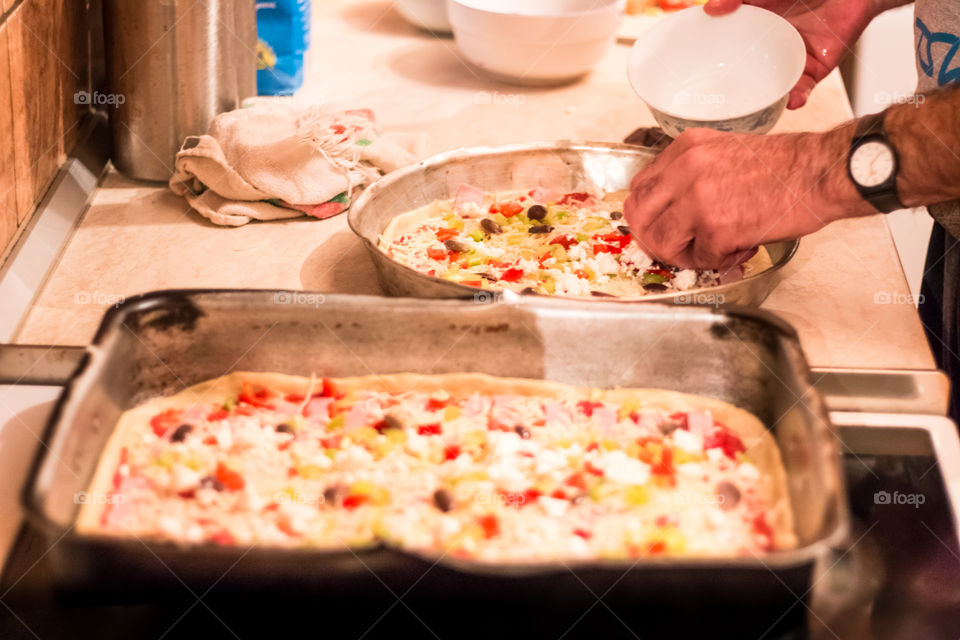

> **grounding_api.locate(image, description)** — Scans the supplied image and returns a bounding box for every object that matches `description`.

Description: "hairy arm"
[887,88,960,208]
[623,86,960,270]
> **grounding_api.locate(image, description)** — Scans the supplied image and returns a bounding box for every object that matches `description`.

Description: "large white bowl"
[447,0,623,86]
[627,5,805,136]
[395,0,451,33]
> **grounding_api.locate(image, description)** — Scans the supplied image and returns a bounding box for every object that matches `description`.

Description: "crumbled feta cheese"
[592,252,619,275]
[672,428,703,454]
[336,445,374,470]
[537,496,569,517]
[621,245,653,271]
[737,462,760,481]
[673,269,698,291]
[596,450,651,485]
[568,243,588,262]
[170,464,201,492]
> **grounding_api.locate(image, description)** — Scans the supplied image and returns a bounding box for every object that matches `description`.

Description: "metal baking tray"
[348,141,799,305]
[22,290,846,605]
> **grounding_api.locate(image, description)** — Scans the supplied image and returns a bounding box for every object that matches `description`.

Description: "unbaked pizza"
[378,185,771,299]
[78,372,795,561]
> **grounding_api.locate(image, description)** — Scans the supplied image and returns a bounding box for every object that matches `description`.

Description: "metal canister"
[102,0,257,181]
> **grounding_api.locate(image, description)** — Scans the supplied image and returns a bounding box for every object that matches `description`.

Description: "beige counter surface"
[14,0,934,371]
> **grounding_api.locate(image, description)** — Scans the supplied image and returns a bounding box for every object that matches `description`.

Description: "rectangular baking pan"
[348,141,799,306]
[22,290,847,608]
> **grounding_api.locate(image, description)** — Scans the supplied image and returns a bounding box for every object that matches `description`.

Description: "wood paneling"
[0,25,16,253]
[1,0,91,257]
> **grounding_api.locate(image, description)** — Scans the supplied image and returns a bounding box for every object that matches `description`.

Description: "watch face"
[850,140,896,188]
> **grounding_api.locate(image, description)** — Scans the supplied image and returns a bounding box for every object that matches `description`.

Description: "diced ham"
[303,396,333,418]
[718,268,743,285]
[528,187,563,204]
[490,395,522,426]
[686,411,713,437]
[591,406,619,433]
[345,402,376,429]
[454,183,484,212]
[544,402,572,428]
[181,404,208,422]
[463,393,492,417]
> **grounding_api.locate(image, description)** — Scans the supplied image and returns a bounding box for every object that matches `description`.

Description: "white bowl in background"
[627,5,805,136]
[395,0,451,33]
[448,0,624,86]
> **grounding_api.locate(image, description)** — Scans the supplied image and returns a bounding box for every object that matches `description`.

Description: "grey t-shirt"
[914,0,960,236]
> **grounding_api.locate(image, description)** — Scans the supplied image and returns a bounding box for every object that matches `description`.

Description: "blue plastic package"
[256,0,311,96]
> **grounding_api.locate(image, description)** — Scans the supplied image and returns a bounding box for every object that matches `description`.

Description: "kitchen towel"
[169,104,417,226]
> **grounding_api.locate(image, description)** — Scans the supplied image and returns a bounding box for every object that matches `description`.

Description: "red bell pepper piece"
[576,400,605,416]
[498,202,524,217]
[549,235,578,250]
[500,268,524,283]
[216,462,245,491]
[149,408,182,437]
[417,423,442,436]
[239,381,276,410]
[342,494,370,510]
[478,514,500,538]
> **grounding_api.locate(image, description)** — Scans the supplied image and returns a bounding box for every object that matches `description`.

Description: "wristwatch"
[847,112,904,213]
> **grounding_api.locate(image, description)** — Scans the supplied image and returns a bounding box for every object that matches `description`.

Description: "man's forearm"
[886,86,960,208]
[871,0,913,13]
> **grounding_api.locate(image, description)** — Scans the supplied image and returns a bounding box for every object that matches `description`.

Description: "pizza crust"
[80,371,795,551]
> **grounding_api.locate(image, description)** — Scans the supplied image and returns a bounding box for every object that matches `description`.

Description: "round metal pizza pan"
[348,141,799,306]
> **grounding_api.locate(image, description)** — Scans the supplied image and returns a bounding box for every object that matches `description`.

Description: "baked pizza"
[378,185,772,299]
[78,372,795,561]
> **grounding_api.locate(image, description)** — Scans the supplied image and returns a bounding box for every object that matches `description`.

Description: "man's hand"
[622,127,874,270]
[703,0,881,109]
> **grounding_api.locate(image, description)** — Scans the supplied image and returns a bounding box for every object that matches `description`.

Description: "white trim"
[0,116,109,343]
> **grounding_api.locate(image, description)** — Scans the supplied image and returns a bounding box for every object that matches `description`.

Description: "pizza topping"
[433,488,454,512]
[382,188,757,299]
[150,409,182,438]
[199,475,225,492]
[86,374,789,560]
[526,204,548,221]
[170,423,193,443]
[716,481,741,510]
[480,218,502,235]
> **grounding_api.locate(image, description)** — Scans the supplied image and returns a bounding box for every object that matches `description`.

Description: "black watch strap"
[848,112,904,214]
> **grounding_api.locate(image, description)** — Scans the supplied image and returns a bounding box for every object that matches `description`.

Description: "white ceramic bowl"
[447,0,623,86]
[627,5,805,136]
[395,0,451,33]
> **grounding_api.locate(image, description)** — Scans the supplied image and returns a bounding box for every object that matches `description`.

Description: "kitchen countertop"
[11,0,935,371]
